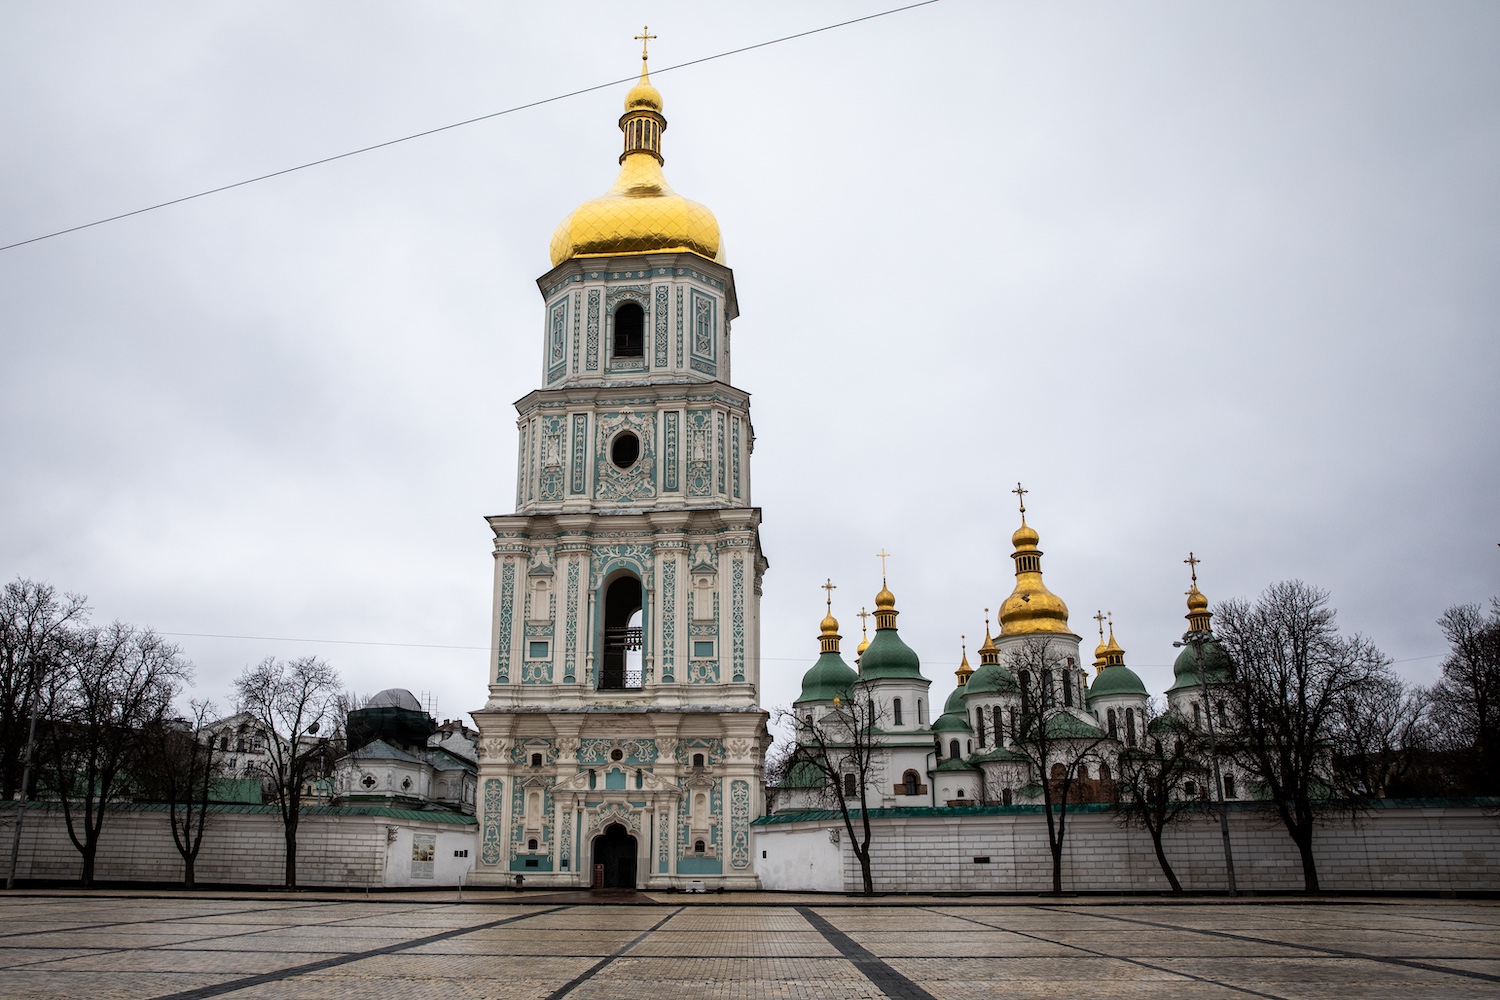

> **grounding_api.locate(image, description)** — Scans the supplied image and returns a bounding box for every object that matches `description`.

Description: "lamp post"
[1174,628,1238,896]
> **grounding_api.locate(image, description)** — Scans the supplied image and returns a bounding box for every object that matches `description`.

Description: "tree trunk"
[284,815,298,888]
[1294,825,1319,893]
[1149,827,1182,892]
[183,855,196,888]
[856,849,874,895]
[80,842,96,889]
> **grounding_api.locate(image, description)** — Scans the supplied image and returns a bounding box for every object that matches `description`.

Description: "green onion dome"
[1088,663,1148,700]
[795,649,857,705]
[1166,639,1233,693]
[962,660,1018,698]
[859,582,925,681]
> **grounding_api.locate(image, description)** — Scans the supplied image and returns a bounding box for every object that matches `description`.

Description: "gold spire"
[1184,551,1212,631]
[977,609,1000,665]
[856,607,871,658]
[548,33,722,267]
[1093,610,1109,673]
[1103,614,1126,667]
[997,486,1073,636]
[956,637,973,686]
[873,549,898,629]
[818,578,841,654]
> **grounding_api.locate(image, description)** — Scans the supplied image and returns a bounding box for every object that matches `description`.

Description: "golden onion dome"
[548,59,721,268]
[820,610,840,636]
[1186,585,1209,614]
[875,583,896,611]
[998,510,1075,637]
[856,635,870,657]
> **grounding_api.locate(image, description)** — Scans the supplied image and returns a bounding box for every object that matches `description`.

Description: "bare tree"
[1214,580,1393,892]
[1113,700,1206,893]
[1330,672,1431,799]
[774,688,886,895]
[234,656,340,888]
[1431,600,1500,795]
[137,700,224,887]
[1002,637,1110,894]
[0,580,89,800]
[38,623,189,887]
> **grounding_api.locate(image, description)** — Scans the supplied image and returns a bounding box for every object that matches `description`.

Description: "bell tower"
[470,39,769,890]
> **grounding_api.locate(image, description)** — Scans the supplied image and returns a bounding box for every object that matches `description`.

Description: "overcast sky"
[2,1,1496,727]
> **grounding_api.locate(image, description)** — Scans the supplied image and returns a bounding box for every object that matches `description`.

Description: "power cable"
[0,1,943,254]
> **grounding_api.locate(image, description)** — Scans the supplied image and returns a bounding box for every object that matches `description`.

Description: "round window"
[610,748,624,762]
[610,431,640,469]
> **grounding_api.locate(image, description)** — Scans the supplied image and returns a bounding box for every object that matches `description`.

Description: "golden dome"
[875,583,896,611]
[1186,585,1209,614]
[956,642,974,685]
[548,60,721,268]
[820,610,840,636]
[857,635,870,657]
[998,509,1075,637]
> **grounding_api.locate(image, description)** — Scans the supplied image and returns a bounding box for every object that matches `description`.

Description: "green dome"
[794,650,857,705]
[1044,711,1106,740]
[1166,637,1234,693]
[935,757,978,772]
[1088,664,1148,701]
[932,710,971,733]
[963,661,1017,697]
[943,686,967,715]
[859,628,925,681]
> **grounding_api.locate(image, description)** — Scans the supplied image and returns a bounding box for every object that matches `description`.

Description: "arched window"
[1223,774,1236,798]
[902,770,920,796]
[1184,780,1197,798]
[1062,670,1074,708]
[527,838,537,851]
[843,773,858,798]
[613,302,644,357]
[1077,764,1090,780]
[601,575,643,690]
[692,753,705,769]
[1098,762,1112,781]
[1002,787,1013,806]
[1215,700,1227,727]
[1051,763,1067,779]
[975,708,986,746]
[694,839,706,854]
[1107,709,1118,739]
[1192,702,1202,728]
[917,699,925,725]
[530,753,543,767]
[948,739,960,760]
[219,735,229,751]
[893,698,903,726]
[956,789,965,798]
[992,706,1004,743]
[1019,670,1032,713]
[1125,708,1137,748]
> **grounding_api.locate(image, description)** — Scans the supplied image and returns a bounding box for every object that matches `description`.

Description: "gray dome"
[367,688,422,711]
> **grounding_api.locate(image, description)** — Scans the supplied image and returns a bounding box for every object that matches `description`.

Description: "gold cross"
[876,548,891,580]
[1184,551,1201,585]
[857,607,870,636]
[1094,610,1107,639]
[821,577,837,612]
[634,25,657,62]
[1012,482,1028,515]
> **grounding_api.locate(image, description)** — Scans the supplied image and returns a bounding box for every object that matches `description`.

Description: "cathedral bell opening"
[592,822,637,889]
[601,575,643,689]
[613,302,645,358]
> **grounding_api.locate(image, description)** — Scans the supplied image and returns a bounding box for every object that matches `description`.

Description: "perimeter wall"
[753,801,1500,893]
[0,802,478,888]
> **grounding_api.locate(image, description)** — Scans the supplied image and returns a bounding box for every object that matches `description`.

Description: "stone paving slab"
[1,893,1498,999]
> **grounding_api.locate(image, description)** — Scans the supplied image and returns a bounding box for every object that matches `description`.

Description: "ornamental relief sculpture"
[478,738,509,762]
[724,738,754,762]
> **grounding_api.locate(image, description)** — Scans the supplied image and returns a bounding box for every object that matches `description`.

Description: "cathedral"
[469,45,769,890]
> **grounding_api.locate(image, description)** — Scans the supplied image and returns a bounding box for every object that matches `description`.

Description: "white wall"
[753,825,845,892]
[0,804,477,888]
[755,804,1500,893]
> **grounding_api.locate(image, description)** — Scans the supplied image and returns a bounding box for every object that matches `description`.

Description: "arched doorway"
[601,575,643,690]
[592,822,637,889]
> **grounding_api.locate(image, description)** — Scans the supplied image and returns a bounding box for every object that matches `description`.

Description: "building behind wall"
[469,48,770,890]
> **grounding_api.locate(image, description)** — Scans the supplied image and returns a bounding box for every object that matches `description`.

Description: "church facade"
[469,50,769,890]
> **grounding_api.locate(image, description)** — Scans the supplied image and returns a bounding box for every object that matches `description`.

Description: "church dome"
[859,629,923,681]
[1167,640,1234,693]
[1088,663,1148,700]
[795,650,857,705]
[367,688,422,711]
[549,61,721,267]
[963,660,1018,698]
[998,495,1074,637]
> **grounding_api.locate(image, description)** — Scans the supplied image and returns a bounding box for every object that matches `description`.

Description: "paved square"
[0,891,1496,999]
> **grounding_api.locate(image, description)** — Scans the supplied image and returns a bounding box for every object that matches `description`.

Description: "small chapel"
[468,40,770,890]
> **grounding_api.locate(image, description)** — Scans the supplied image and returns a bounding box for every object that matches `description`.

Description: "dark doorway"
[601,576,643,689]
[592,823,637,889]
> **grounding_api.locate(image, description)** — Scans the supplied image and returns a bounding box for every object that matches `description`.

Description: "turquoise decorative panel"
[658,810,670,873]
[716,412,726,495]
[731,416,741,500]
[660,559,676,680]
[571,291,581,375]
[527,418,536,502]
[663,411,680,492]
[515,424,526,509]
[730,779,751,869]
[538,415,565,502]
[653,284,669,368]
[675,286,684,368]
[480,778,503,865]
[547,298,567,384]
[509,778,554,868]
[521,624,554,684]
[686,410,712,497]
[496,563,516,683]
[585,290,600,371]
[578,738,658,765]
[563,559,580,682]
[689,288,717,370]
[732,558,745,682]
[569,413,588,494]
[593,412,657,503]
[588,544,655,590]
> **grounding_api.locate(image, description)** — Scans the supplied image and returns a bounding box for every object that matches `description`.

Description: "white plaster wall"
[0,805,477,887]
[754,826,844,892]
[382,826,478,887]
[754,805,1500,893]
